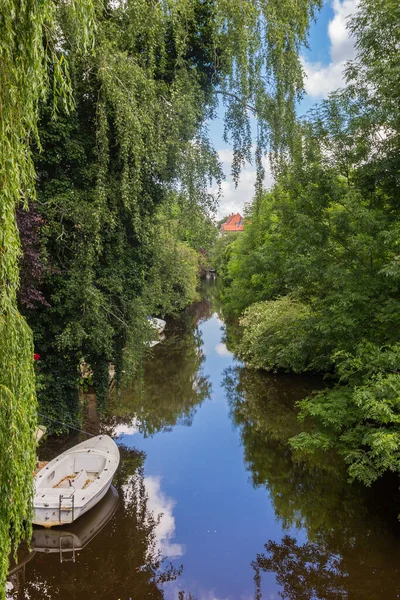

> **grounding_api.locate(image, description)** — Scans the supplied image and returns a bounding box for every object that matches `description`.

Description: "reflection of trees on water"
[225,365,400,600]
[253,535,347,600]
[107,310,211,437]
[253,529,400,600]
[9,447,191,600]
[224,366,337,530]
[191,279,224,323]
[195,280,241,348]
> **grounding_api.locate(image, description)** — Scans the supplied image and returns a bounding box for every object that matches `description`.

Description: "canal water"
[8,281,400,599]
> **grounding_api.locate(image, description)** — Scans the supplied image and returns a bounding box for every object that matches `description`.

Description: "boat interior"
[36,453,107,492]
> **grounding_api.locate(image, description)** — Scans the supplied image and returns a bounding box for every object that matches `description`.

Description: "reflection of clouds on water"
[113,417,141,437]
[213,313,224,326]
[144,476,184,559]
[194,593,231,600]
[122,474,184,559]
[215,343,232,357]
[163,580,247,600]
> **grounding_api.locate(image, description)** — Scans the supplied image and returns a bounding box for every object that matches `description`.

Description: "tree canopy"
[219,0,400,486]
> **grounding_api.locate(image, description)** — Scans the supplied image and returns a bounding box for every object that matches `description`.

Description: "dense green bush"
[239,297,310,371]
[238,297,332,372]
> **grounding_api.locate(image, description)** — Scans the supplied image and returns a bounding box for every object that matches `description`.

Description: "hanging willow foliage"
[88,0,324,280]
[59,0,323,399]
[211,0,323,180]
[0,0,94,595]
[91,0,323,219]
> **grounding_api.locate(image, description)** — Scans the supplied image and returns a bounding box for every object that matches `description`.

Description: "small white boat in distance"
[33,435,119,528]
[147,316,166,335]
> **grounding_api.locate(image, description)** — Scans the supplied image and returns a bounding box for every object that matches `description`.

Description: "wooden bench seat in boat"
[56,469,88,490]
[72,469,87,490]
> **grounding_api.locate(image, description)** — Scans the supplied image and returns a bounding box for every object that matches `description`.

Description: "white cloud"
[212,148,274,219]
[329,0,357,63]
[302,0,358,98]
[195,593,232,600]
[122,473,184,559]
[301,58,347,98]
[215,343,232,357]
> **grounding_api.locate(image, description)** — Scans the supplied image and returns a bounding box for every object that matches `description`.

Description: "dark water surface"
[8,281,400,599]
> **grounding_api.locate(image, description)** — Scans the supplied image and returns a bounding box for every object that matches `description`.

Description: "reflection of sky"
[120,312,305,599]
[122,474,184,559]
[113,416,141,437]
[144,475,185,559]
[163,581,252,600]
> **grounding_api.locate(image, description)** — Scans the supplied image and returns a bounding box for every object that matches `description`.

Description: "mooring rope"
[37,412,96,437]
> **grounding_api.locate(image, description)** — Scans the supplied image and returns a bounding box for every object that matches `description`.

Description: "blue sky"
[210,0,358,218]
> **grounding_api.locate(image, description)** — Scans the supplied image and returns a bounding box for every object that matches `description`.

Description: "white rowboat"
[33,435,120,527]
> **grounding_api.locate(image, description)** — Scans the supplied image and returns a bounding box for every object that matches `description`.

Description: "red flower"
[34,353,41,361]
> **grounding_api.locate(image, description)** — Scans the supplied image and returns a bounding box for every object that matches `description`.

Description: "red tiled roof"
[221,213,244,232]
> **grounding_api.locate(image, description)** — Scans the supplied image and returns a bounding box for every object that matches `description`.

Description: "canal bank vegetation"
[219,0,400,487]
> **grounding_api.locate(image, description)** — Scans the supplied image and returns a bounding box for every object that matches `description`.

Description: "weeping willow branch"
[0,0,94,596]
[214,90,257,114]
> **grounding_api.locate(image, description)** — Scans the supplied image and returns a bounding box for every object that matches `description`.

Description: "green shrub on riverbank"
[239,297,314,372]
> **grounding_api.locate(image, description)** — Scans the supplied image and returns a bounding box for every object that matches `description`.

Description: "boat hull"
[33,478,112,527]
[32,486,119,550]
[33,435,119,527]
